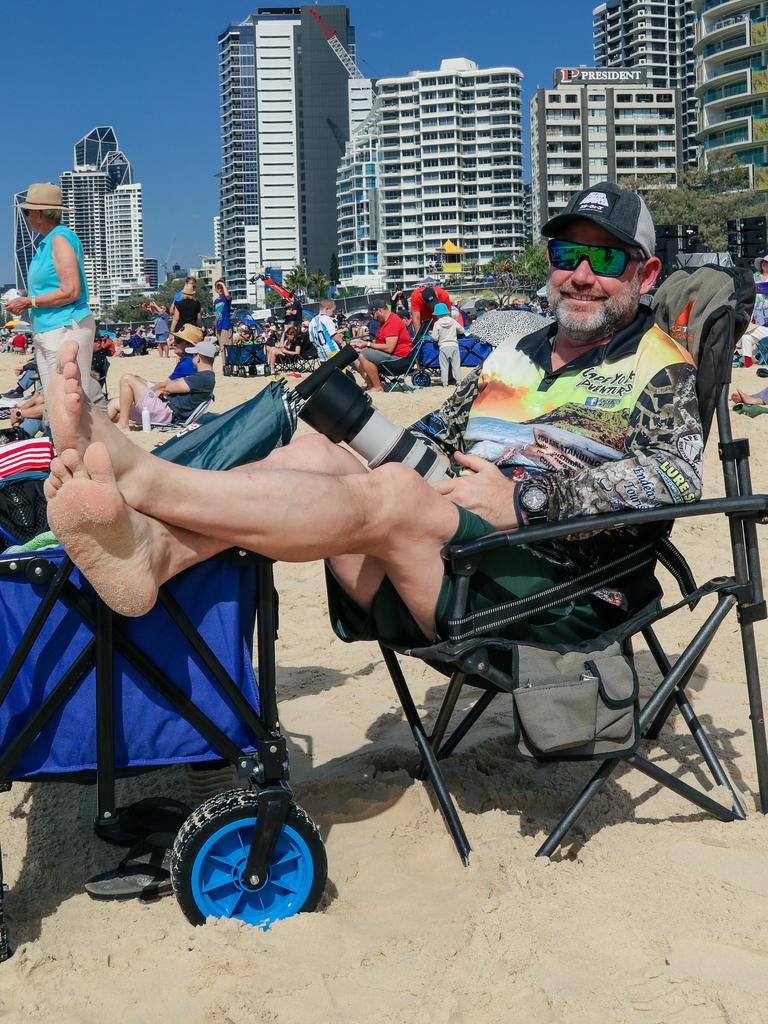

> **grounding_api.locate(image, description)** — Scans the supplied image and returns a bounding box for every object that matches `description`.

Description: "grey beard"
[547,276,641,344]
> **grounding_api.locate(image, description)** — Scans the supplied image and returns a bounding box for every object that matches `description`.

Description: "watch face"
[522,484,548,514]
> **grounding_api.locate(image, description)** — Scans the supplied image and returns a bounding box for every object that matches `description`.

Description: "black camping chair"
[377,265,768,864]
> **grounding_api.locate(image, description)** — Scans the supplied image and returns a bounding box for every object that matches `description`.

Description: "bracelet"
[30,296,37,308]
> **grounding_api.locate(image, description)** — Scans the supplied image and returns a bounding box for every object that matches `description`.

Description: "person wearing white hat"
[6,183,104,409]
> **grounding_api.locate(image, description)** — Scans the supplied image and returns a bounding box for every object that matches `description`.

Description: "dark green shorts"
[325,506,623,649]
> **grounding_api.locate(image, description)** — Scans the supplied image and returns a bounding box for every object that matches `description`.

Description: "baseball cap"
[186,341,219,359]
[421,286,437,304]
[368,299,388,314]
[542,181,655,258]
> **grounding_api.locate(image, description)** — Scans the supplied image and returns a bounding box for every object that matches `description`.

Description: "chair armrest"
[445,495,768,571]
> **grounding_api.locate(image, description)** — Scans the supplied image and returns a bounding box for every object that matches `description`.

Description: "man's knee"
[363,463,441,535]
[289,433,365,474]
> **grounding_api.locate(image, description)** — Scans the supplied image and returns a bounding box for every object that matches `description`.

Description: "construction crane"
[309,7,364,79]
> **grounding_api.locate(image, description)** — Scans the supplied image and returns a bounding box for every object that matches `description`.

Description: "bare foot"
[47,341,160,506]
[47,341,89,454]
[46,442,166,616]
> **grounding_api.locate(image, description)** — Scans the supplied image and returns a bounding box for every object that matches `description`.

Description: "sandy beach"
[0,347,766,1023]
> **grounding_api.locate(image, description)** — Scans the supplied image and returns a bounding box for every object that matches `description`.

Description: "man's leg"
[357,354,382,391]
[47,345,458,630]
[114,374,150,429]
[46,441,459,632]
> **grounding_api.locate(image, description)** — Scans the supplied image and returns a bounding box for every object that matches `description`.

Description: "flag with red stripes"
[0,438,54,479]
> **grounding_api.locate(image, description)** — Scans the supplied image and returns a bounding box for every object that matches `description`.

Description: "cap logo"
[578,191,610,212]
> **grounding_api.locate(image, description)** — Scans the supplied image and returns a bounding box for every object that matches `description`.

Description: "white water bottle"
[141,406,151,432]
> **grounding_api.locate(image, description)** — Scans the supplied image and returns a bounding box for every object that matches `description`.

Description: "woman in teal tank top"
[6,183,103,408]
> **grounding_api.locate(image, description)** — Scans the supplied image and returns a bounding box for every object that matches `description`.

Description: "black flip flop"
[93,796,191,847]
[85,832,174,901]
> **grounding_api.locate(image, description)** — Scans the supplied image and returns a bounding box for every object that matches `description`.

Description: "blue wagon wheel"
[171,789,327,928]
[411,370,431,388]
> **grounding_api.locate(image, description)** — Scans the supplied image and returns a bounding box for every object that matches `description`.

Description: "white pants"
[438,343,461,387]
[33,315,106,410]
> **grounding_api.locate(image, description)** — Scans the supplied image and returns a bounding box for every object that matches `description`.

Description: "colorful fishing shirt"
[413,305,703,519]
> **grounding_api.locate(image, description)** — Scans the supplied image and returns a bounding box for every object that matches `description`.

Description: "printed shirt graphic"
[412,308,703,519]
[309,314,339,361]
[469,323,683,461]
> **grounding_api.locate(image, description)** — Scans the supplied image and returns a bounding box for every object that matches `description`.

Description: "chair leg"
[379,645,471,864]
[536,758,620,858]
[674,690,747,819]
[0,845,9,962]
[437,688,497,761]
[414,671,465,781]
[429,672,466,752]
[628,753,739,821]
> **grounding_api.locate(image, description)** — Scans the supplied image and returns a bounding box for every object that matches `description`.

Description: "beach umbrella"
[238,317,260,326]
[4,320,31,330]
[471,309,554,348]
[100,330,117,339]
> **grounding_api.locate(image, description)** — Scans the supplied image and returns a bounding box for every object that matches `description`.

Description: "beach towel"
[732,402,768,417]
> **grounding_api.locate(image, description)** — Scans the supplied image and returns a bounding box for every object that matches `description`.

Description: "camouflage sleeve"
[548,363,703,518]
[408,366,483,456]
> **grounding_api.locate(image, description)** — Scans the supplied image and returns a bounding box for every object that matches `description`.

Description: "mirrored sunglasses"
[548,239,642,278]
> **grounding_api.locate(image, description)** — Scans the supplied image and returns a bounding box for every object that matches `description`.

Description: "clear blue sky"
[1,0,593,284]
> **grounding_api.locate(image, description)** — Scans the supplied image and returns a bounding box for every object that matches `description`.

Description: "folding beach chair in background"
[375,264,768,864]
[378,322,431,393]
[223,343,267,377]
[150,397,214,432]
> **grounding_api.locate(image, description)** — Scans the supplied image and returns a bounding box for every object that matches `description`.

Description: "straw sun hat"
[20,183,68,211]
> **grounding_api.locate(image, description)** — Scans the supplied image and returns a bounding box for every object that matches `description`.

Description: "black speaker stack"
[727,216,767,269]
[654,224,700,283]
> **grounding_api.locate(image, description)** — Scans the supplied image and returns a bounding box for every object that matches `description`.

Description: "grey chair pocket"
[512,642,638,760]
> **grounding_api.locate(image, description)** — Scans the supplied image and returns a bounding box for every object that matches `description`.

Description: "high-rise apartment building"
[13,191,37,292]
[593,0,697,165]
[218,6,359,304]
[213,215,221,262]
[59,126,145,313]
[336,99,383,288]
[695,1,768,187]
[341,58,524,291]
[530,70,682,239]
[144,258,159,289]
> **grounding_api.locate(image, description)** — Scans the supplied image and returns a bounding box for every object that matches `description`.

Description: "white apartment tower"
[218,6,358,305]
[530,73,682,240]
[593,0,697,165]
[105,185,144,285]
[365,58,524,290]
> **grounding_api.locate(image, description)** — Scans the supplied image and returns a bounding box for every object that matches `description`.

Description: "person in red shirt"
[410,285,452,332]
[352,300,413,391]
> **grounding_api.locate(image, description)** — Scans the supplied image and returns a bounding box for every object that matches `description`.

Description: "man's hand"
[433,452,521,530]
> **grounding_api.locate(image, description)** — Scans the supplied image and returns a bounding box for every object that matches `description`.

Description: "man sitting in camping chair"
[42,183,699,659]
[105,341,217,432]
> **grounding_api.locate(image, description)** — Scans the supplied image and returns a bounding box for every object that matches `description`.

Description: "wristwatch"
[517,479,550,525]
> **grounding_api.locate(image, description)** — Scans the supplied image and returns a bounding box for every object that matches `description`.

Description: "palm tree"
[283,265,309,296]
[307,270,331,300]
